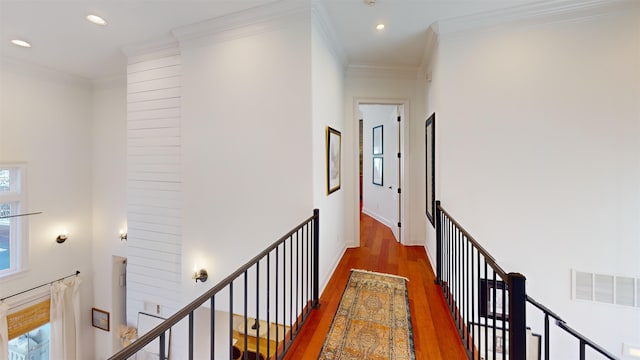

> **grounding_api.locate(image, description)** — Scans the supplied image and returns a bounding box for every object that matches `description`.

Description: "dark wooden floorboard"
[285,213,467,359]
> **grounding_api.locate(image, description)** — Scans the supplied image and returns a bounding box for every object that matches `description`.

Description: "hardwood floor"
[285,213,467,359]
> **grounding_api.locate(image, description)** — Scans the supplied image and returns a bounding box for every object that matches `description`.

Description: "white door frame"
[353,97,410,245]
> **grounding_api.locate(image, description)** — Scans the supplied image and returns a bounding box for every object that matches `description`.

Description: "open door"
[359,104,402,242]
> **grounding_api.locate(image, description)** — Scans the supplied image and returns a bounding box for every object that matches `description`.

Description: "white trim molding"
[436,0,639,36]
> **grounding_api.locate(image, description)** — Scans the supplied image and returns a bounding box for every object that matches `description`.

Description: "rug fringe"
[351,269,409,282]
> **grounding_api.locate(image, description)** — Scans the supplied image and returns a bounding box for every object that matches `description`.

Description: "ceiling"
[0,0,537,81]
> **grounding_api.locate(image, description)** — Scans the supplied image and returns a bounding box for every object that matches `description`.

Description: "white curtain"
[0,301,8,360]
[50,276,81,360]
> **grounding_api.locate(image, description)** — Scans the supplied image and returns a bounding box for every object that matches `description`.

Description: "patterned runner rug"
[318,269,415,360]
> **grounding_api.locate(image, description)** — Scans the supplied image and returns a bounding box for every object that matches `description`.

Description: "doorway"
[358,102,406,243]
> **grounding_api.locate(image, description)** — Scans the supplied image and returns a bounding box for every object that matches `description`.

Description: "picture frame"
[326,126,342,195]
[425,113,436,227]
[92,308,110,332]
[372,125,383,155]
[479,279,509,320]
[373,157,383,186]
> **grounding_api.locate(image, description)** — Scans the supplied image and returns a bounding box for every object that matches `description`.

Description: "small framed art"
[326,126,342,194]
[92,307,110,332]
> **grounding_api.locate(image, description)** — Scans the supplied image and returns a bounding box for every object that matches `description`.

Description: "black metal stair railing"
[108,209,320,360]
[435,201,618,360]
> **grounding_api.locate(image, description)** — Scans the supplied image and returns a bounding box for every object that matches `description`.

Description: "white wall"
[91,76,127,359]
[311,11,346,291]
[0,58,95,358]
[427,8,640,356]
[360,104,399,234]
[180,10,313,301]
[344,71,425,246]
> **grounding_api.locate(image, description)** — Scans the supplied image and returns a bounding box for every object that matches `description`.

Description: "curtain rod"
[0,211,43,219]
[0,270,80,302]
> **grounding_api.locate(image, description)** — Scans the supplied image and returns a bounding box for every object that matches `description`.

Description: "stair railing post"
[508,272,527,360]
[435,200,442,284]
[312,208,320,308]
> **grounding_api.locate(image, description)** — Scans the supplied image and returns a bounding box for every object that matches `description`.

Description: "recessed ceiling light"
[86,14,107,26]
[376,24,385,30]
[10,39,31,48]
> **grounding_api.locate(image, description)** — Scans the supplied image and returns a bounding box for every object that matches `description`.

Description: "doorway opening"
[357,101,406,244]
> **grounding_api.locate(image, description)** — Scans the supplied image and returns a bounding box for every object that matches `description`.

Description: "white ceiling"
[0,0,538,80]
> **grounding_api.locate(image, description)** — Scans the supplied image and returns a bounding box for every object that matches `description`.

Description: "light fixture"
[119,229,127,241]
[56,230,68,244]
[10,39,31,48]
[86,14,107,26]
[192,267,208,283]
[376,23,385,31]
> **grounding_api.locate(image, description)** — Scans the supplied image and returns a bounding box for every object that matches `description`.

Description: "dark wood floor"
[285,213,467,359]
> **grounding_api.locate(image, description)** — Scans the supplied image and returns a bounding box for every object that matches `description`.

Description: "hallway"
[286,213,467,359]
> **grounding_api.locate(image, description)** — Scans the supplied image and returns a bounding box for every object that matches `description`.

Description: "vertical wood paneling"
[126,53,182,324]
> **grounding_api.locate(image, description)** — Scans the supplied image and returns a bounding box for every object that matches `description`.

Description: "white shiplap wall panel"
[127,249,181,264]
[128,118,181,130]
[128,180,181,192]
[128,107,181,121]
[128,98,181,112]
[128,137,181,148]
[127,76,181,94]
[128,145,181,156]
[128,213,182,227]
[129,155,181,165]
[128,205,181,218]
[128,65,182,84]
[127,52,183,324]
[128,128,181,139]
[128,55,181,73]
[127,88,182,103]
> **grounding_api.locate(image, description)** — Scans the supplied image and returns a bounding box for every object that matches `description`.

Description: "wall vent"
[575,271,593,301]
[572,270,638,308]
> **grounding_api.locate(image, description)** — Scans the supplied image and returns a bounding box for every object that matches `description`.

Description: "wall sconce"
[56,230,68,244]
[119,229,127,241]
[192,268,208,283]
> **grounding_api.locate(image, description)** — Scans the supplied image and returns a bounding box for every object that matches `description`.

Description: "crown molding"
[121,35,179,62]
[311,0,348,67]
[419,25,439,71]
[437,0,638,36]
[171,0,310,44]
[346,64,419,80]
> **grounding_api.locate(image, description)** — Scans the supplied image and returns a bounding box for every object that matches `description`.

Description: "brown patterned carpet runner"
[318,269,415,360]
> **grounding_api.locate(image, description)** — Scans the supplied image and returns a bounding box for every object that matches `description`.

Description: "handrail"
[108,210,319,360]
[526,295,563,321]
[436,201,620,360]
[437,204,508,279]
[556,321,619,359]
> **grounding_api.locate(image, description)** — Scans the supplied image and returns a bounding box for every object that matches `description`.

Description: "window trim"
[0,164,28,278]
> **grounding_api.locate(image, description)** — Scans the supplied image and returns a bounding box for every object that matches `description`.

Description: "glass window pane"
[0,169,9,192]
[0,203,10,271]
[8,323,50,360]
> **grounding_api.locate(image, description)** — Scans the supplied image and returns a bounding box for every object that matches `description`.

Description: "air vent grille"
[572,270,638,308]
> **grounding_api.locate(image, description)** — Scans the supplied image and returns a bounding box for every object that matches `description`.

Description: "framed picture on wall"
[373,125,383,155]
[373,157,383,186]
[479,279,509,320]
[92,308,110,332]
[326,126,342,195]
[425,113,436,227]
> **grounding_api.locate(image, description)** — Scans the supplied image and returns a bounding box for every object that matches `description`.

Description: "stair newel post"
[435,200,442,284]
[508,272,527,360]
[312,208,320,308]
